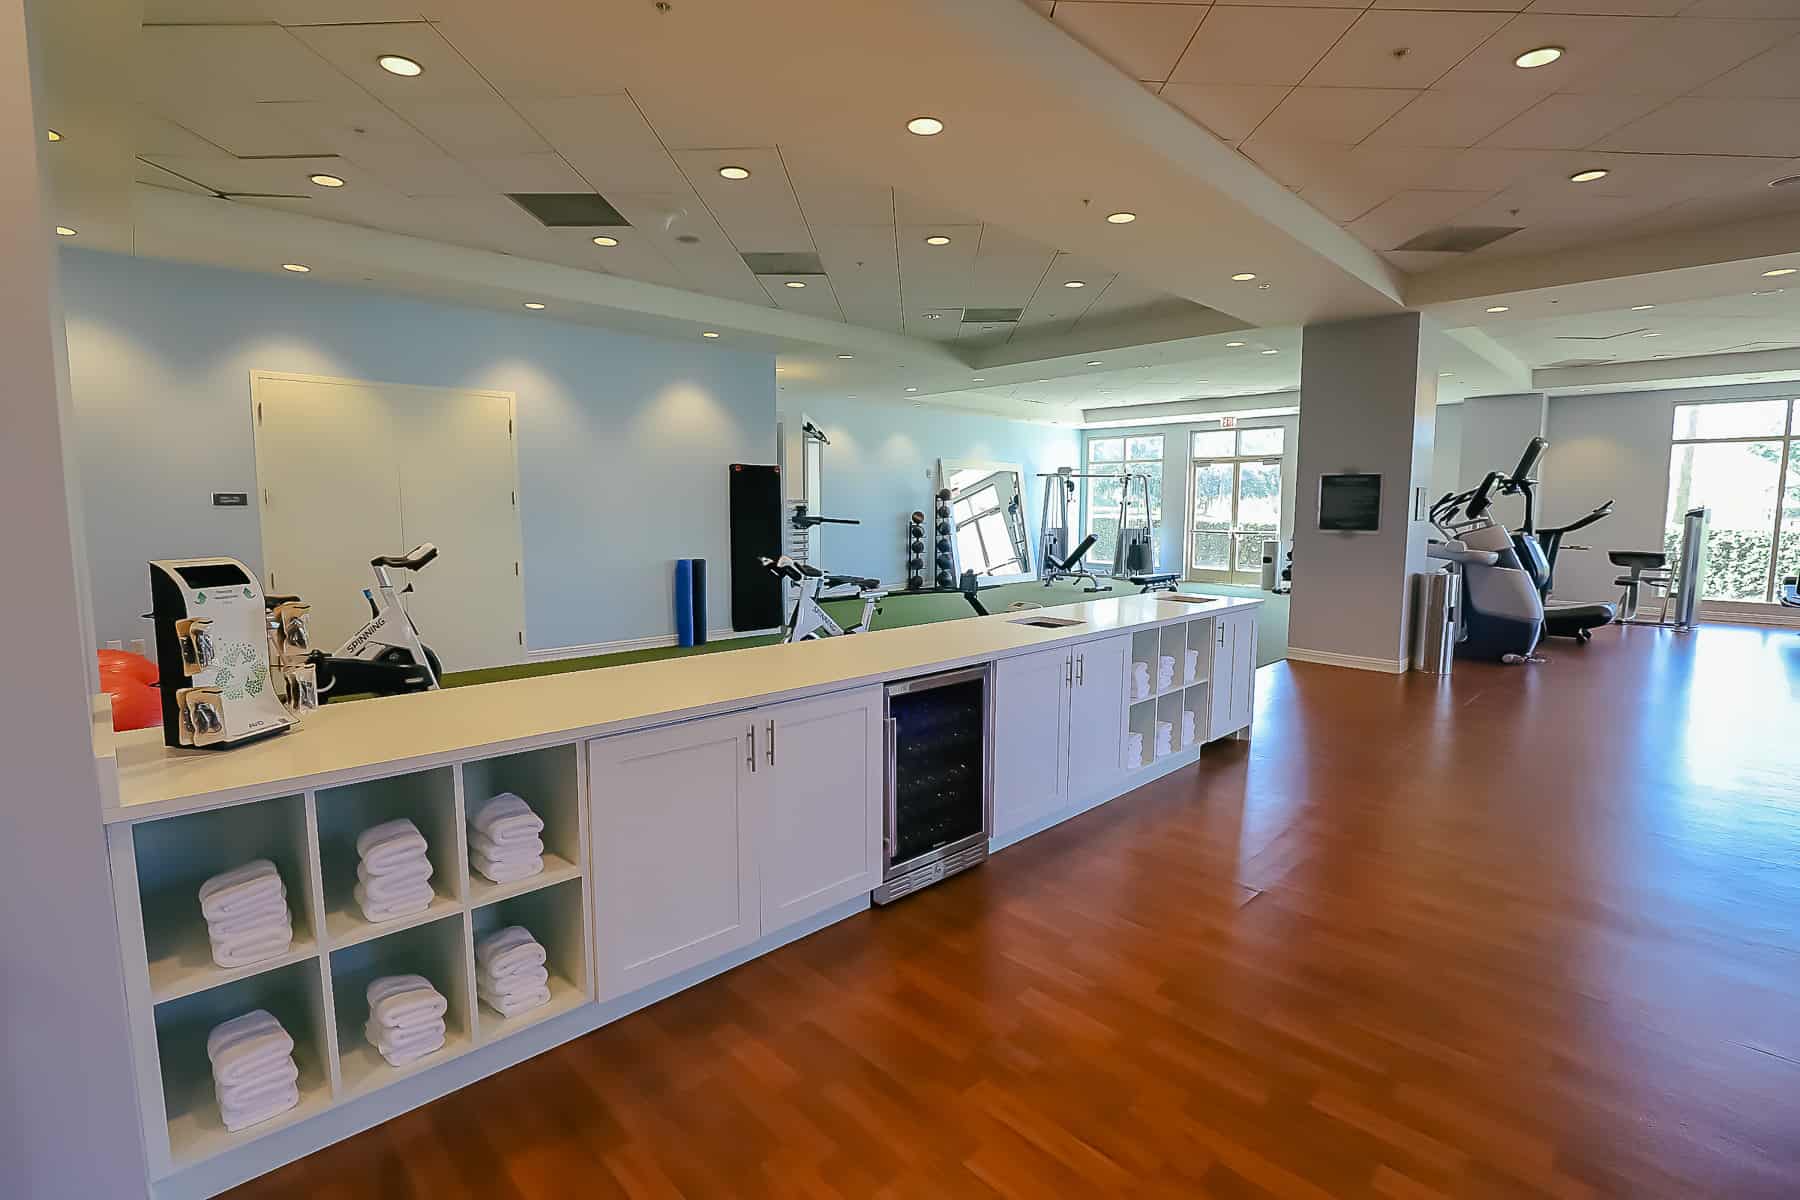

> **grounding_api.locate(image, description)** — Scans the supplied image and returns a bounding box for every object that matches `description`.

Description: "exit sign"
[1217,416,1237,429]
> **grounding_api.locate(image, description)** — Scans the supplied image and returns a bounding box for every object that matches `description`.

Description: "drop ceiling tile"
[1346,189,1493,250]
[782,153,895,225]
[1256,88,1419,145]
[137,154,346,197]
[1171,7,1359,86]
[897,224,980,308]
[1382,249,1467,273]
[1522,0,1687,13]
[811,224,902,332]
[605,189,769,305]
[540,229,687,290]
[1223,0,1382,7]
[288,23,497,102]
[153,103,336,157]
[1431,147,1564,191]
[514,95,687,193]
[1479,92,1666,149]
[141,25,364,106]
[1157,82,1292,144]
[1575,17,1800,97]
[143,1,272,21]
[1596,97,1800,157]
[1695,32,1800,98]
[431,12,625,101]
[136,115,232,159]
[389,98,549,157]
[1364,90,1543,149]
[894,190,979,227]
[465,153,590,192]
[1303,11,1514,90]
[136,161,223,196]
[259,2,435,21]
[342,146,487,198]
[966,229,1058,308]
[1053,3,1211,83]
[1428,14,1654,94]
[1680,0,1800,15]
[670,148,813,253]
[1299,180,1398,223]
[759,275,847,321]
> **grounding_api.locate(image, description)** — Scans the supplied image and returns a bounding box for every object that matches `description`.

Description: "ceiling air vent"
[741,252,825,275]
[1394,226,1522,253]
[507,193,629,227]
[962,308,1023,325]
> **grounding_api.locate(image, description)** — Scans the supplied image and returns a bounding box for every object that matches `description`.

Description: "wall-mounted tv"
[1318,473,1381,533]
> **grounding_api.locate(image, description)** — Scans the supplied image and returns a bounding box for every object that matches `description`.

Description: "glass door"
[1188,427,1284,585]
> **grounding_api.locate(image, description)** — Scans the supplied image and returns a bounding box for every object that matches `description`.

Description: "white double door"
[253,373,525,672]
[990,634,1130,841]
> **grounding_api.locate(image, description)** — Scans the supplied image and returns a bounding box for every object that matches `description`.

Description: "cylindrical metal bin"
[1411,570,1459,674]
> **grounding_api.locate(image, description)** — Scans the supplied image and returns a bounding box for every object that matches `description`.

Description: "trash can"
[1411,570,1458,674]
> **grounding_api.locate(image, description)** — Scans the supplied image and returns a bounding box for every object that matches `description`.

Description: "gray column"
[0,2,150,1195]
[1459,392,1547,494]
[1289,313,1438,671]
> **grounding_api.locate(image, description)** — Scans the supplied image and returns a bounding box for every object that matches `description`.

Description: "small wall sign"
[211,492,250,508]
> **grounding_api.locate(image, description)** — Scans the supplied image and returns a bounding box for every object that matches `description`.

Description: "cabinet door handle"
[1217,623,1225,646]
[1065,655,1073,687]
[1076,653,1084,685]
[766,719,776,766]
[747,724,756,773]
[882,717,898,854]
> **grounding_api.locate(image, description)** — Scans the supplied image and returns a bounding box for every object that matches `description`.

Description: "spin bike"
[761,556,885,642]
[268,544,444,700]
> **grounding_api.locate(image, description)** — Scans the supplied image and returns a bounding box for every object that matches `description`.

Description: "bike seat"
[826,574,881,590]
[1608,550,1665,571]
[372,543,439,570]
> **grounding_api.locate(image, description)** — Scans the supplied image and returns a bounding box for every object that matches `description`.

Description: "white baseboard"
[1286,646,1409,674]
[525,627,776,664]
[1698,601,1800,629]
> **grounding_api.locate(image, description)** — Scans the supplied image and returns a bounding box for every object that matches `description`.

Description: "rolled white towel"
[1181,710,1198,747]
[199,860,283,922]
[353,880,433,924]
[1125,732,1145,768]
[216,1055,298,1107]
[1131,661,1150,679]
[218,1080,300,1133]
[471,851,545,885]
[468,829,544,867]
[209,922,294,969]
[481,983,551,1019]
[1184,648,1200,683]
[476,926,548,978]
[207,1011,292,1068]
[355,860,435,903]
[364,1016,446,1054]
[378,1038,445,1068]
[204,893,289,937]
[355,819,429,874]
[468,793,545,847]
[355,855,432,887]
[366,975,448,1028]
[478,962,549,997]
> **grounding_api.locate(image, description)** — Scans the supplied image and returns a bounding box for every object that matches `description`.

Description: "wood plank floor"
[230,624,1800,1199]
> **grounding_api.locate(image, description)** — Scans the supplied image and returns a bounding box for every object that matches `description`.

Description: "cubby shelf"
[324,893,464,951]
[150,938,320,1006]
[467,852,581,909]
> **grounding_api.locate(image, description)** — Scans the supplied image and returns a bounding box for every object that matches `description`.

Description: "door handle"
[882,717,898,855]
[747,724,756,773]
[1065,655,1073,687]
[1217,623,1225,646]
[766,719,776,766]
[1076,653,1084,686]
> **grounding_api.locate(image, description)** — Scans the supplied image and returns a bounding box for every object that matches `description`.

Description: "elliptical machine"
[1486,438,1619,642]
[1429,474,1545,663]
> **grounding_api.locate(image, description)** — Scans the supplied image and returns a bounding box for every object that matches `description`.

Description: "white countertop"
[108,592,1259,822]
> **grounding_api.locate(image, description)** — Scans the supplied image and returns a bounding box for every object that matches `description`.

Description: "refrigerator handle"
[883,716,898,857]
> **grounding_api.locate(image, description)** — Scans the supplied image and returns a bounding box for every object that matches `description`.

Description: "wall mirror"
[938,459,1033,584]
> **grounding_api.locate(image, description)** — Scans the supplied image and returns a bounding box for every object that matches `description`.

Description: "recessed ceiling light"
[1569,168,1608,183]
[971,377,986,382]
[309,173,346,188]
[1260,349,1279,356]
[836,353,854,360]
[1226,341,1246,348]
[775,367,784,373]
[592,236,618,247]
[1763,267,1797,277]
[784,280,807,288]
[1106,211,1136,224]
[376,53,423,77]
[1642,331,1659,337]
[922,312,942,319]
[1230,272,1257,282]
[46,129,61,142]
[1772,175,1800,189]
[924,235,951,246]
[1630,304,1654,310]
[1440,372,1453,377]
[905,387,918,392]
[54,225,77,237]
[280,262,309,272]
[1752,289,1784,296]
[906,116,944,136]
[1514,46,1563,69]
[523,301,546,310]
[1063,280,1086,288]
[718,165,750,180]
[702,331,720,338]
[1086,360,1103,366]
[1486,305,1510,313]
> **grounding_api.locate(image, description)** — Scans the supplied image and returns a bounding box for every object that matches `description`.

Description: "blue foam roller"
[674,559,696,647]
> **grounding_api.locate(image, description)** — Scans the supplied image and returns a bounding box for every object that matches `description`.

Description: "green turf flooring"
[436,579,1287,691]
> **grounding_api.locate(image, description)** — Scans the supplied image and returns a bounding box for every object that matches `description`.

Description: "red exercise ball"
[97,648,159,686]
[107,680,162,732]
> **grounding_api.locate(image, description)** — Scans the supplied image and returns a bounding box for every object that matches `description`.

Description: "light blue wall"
[782,396,1081,584]
[60,249,775,652]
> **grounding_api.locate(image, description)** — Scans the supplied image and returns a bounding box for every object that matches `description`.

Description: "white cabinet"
[991,634,1129,843]
[588,712,760,1000]
[1207,609,1258,740]
[588,686,882,1002]
[757,689,882,932]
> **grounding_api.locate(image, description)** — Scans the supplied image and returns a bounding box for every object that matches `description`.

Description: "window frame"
[1082,434,1164,570]
[1186,426,1285,585]
[1667,398,1799,606]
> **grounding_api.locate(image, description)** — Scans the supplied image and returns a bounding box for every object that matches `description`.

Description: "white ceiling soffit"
[1440,326,1532,394]
[1535,348,1800,396]
[1081,390,1300,430]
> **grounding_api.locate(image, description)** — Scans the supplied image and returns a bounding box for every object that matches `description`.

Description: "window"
[1665,399,1800,604]
[1084,435,1163,568]
[952,483,1022,576]
[1189,425,1284,583]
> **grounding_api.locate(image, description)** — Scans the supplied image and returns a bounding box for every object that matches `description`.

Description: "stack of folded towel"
[475,925,553,1018]
[363,974,447,1067]
[1181,709,1198,748]
[199,860,292,969]
[1156,654,1176,693]
[1125,731,1145,769]
[1154,719,1174,759]
[207,1009,299,1132]
[467,793,546,885]
[353,819,434,924]
[1131,660,1152,701]
[1184,648,1200,684]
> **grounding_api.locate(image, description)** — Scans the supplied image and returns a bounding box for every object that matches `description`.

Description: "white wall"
[779,395,1080,584]
[1430,403,1463,504]
[60,249,775,654]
